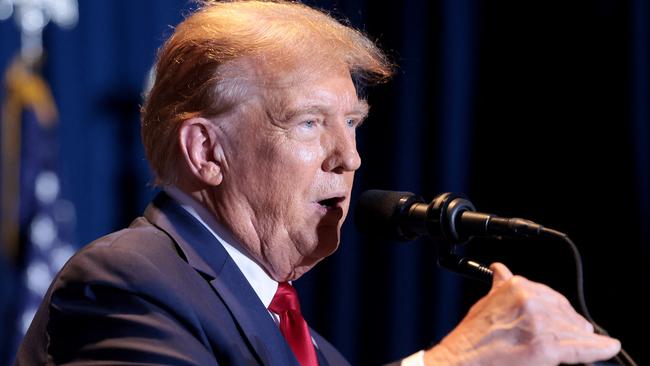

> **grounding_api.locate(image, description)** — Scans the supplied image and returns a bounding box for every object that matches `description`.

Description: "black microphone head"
[355,189,425,241]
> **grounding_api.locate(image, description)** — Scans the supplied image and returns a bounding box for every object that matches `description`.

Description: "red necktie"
[268,282,318,366]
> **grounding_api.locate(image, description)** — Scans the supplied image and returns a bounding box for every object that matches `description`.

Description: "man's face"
[212,67,366,280]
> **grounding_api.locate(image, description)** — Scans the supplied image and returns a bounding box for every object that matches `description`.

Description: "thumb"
[489,262,513,291]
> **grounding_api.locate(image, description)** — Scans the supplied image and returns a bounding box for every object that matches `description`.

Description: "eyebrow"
[282,99,370,121]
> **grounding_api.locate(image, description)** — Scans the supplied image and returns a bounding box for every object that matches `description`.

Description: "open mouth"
[318,196,344,209]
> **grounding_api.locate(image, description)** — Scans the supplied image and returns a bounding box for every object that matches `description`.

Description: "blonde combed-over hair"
[141,0,394,185]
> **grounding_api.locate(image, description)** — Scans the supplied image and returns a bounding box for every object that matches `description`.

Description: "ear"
[178,117,224,187]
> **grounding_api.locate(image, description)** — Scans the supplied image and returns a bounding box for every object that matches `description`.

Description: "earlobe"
[199,163,223,186]
[178,117,224,187]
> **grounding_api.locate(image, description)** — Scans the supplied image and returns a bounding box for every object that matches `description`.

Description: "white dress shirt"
[165,187,279,321]
[164,187,424,366]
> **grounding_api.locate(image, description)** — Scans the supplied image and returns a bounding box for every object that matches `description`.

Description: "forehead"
[268,68,364,112]
[271,78,367,123]
[221,56,368,120]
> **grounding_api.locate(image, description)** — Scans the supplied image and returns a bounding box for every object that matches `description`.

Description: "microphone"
[355,190,639,366]
[355,189,546,244]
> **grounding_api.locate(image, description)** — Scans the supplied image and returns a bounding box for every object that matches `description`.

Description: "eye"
[302,120,316,128]
[346,118,360,128]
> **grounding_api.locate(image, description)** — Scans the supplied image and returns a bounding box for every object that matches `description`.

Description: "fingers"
[456,265,621,365]
[494,273,620,364]
[516,280,594,332]
[489,262,513,290]
[520,330,621,365]
[487,265,593,334]
[556,334,621,364]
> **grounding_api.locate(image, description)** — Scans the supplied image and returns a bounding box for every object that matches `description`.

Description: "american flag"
[1,56,77,364]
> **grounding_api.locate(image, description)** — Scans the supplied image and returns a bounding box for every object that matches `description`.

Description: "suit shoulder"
[54,217,187,292]
[85,216,176,255]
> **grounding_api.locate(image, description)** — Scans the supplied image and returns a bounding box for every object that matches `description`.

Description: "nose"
[321,122,361,173]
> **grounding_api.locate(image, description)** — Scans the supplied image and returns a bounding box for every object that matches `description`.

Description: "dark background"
[1,0,647,364]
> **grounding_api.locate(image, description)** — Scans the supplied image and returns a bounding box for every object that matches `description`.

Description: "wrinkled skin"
[424,263,621,365]
[177,66,365,281]
[175,62,620,365]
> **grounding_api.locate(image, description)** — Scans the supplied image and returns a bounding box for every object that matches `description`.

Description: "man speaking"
[16,1,620,365]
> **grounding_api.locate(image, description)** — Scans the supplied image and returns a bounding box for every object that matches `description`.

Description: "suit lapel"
[312,329,350,366]
[314,345,329,366]
[144,192,298,366]
[210,265,298,365]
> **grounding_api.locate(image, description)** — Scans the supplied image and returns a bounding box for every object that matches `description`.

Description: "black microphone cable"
[355,189,638,365]
[442,229,637,365]
[540,228,638,366]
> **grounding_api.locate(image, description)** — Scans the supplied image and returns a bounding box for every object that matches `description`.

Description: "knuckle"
[556,293,571,307]
[526,313,546,334]
[509,275,528,288]
[564,345,582,364]
[527,336,558,364]
[512,289,535,314]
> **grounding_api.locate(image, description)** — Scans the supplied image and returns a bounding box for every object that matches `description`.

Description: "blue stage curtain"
[1,1,648,364]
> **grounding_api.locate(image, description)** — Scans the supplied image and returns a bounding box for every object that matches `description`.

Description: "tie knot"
[269,282,301,314]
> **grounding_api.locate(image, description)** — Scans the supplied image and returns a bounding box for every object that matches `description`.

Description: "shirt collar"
[164,187,278,308]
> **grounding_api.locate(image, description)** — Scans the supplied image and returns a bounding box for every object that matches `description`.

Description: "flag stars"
[35,171,59,204]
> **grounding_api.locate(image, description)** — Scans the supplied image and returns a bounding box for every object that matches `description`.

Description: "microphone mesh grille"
[354,190,415,240]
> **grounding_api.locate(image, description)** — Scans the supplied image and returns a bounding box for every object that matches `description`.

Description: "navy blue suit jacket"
[16,192,350,365]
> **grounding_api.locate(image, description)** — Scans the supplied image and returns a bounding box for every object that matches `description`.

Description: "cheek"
[293,143,320,165]
[280,145,323,188]
[260,144,322,203]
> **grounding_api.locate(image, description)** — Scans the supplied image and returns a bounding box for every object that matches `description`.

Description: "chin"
[315,227,341,257]
[284,235,338,281]
[287,262,319,281]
